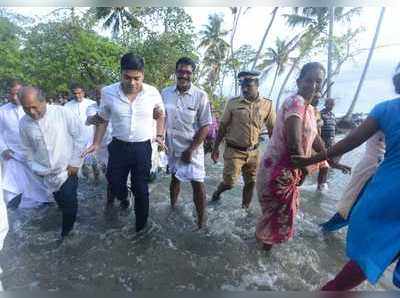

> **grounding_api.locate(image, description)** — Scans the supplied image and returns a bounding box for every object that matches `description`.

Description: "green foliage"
[0,17,24,95]
[132,31,198,89]
[22,20,125,96]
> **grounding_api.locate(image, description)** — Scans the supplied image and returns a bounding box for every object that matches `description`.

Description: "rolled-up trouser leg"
[53,175,78,237]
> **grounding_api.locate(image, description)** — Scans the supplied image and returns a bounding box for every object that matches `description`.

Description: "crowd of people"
[0,51,399,291]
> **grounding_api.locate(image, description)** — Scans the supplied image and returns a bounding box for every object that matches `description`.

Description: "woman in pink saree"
[256,62,328,250]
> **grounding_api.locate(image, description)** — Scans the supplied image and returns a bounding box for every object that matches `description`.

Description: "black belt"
[226,142,259,152]
[112,137,150,145]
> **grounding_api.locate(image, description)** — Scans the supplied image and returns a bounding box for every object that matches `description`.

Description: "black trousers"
[106,138,152,231]
[53,175,78,237]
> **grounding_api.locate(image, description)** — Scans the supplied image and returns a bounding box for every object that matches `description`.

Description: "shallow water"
[0,140,395,291]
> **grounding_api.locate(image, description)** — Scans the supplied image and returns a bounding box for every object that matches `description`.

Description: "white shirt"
[0,103,28,162]
[64,97,97,144]
[19,105,87,193]
[99,82,164,142]
[86,103,112,147]
[162,84,212,157]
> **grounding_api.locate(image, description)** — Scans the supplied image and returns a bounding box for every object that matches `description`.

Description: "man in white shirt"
[64,83,97,179]
[85,85,114,204]
[19,86,87,240]
[162,57,212,229]
[0,80,49,208]
[83,53,165,233]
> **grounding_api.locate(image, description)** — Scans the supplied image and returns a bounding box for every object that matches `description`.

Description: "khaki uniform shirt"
[219,95,276,148]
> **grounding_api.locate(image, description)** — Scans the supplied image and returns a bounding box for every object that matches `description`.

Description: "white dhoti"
[2,158,50,208]
[168,149,205,182]
[336,155,380,219]
[336,132,385,219]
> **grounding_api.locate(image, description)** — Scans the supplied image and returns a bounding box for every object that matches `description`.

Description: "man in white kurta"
[19,86,87,239]
[0,80,49,208]
[64,84,97,178]
[162,57,212,229]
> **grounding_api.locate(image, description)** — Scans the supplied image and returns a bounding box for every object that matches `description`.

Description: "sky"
[6,6,400,114]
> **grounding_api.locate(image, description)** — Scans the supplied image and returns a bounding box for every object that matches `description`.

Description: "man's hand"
[181,148,193,164]
[155,135,167,153]
[81,144,99,158]
[153,105,164,120]
[67,165,79,176]
[211,148,219,163]
[88,113,106,125]
[1,149,14,161]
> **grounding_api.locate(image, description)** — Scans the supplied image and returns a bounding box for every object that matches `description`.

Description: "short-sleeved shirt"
[320,108,336,140]
[219,95,275,148]
[99,82,164,143]
[162,84,212,157]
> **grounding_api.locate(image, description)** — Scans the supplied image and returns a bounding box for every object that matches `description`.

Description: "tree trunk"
[344,7,385,121]
[251,7,278,71]
[327,6,334,98]
[275,58,299,109]
[229,7,242,96]
[268,65,280,98]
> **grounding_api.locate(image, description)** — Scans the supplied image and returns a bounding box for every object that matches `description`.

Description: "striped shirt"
[320,108,336,140]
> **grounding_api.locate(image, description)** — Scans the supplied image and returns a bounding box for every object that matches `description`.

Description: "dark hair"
[9,79,22,89]
[70,82,85,91]
[121,53,145,71]
[176,57,196,72]
[298,62,326,80]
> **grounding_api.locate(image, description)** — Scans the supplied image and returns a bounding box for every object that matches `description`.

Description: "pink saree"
[256,94,319,245]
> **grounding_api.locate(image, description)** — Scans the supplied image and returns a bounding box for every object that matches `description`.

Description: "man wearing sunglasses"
[211,71,276,209]
[162,57,213,229]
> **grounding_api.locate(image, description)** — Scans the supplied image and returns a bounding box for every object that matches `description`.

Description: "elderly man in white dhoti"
[0,80,49,208]
[19,86,87,240]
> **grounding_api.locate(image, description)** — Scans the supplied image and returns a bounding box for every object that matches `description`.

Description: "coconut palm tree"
[251,7,279,71]
[90,7,139,42]
[199,14,230,94]
[285,7,362,95]
[257,36,299,105]
[343,7,386,121]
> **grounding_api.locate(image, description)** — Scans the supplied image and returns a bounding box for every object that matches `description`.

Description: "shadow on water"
[0,141,393,290]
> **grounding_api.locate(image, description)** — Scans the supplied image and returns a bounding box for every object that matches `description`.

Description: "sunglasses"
[176,70,193,76]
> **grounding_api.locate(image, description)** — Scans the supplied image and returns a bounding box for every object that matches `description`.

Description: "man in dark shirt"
[320,98,336,148]
[318,98,336,191]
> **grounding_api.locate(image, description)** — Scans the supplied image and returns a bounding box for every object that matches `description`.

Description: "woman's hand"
[291,155,314,168]
[297,168,308,186]
[329,161,352,174]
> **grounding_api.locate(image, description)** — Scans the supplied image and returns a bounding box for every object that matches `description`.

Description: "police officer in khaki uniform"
[211,71,276,209]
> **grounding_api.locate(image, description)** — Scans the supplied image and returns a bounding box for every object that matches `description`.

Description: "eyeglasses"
[176,70,193,76]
